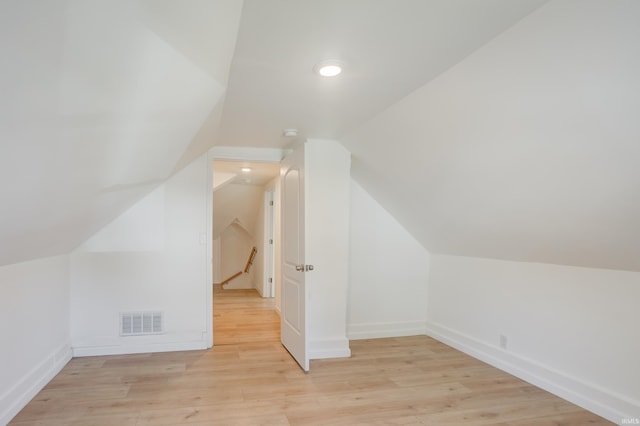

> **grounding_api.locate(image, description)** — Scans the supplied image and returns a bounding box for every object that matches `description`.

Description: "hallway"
[213,285,280,345]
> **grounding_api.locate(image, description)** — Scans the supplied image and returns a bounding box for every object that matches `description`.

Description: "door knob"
[295,264,304,271]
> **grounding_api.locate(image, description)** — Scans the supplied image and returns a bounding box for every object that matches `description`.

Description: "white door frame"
[206,147,287,348]
[263,188,276,298]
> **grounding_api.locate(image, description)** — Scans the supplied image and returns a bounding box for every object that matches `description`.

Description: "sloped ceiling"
[218,0,547,148]
[220,0,640,272]
[0,0,243,266]
[342,0,640,271]
[4,0,638,273]
[214,160,280,189]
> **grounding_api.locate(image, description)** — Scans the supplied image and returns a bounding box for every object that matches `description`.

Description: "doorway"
[211,158,281,345]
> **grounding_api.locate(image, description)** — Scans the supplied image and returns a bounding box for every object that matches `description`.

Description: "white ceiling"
[213,160,281,188]
[0,0,243,266]
[3,0,639,272]
[212,160,280,242]
[218,0,547,148]
[342,0,640,271]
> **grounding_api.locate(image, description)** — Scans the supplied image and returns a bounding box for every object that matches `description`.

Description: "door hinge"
[268,278,273,283]
[269,239,273,244]
[269,201,274,206]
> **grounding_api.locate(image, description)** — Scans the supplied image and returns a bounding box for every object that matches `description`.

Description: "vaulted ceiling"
[218,0,546,148]
[342,0,640,271]
[0,0,243,265]
[2,0,639,271]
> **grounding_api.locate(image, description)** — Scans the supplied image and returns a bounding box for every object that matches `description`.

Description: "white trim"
[72,331,207,357]
[309,338,351,360]
[0,342,72,425]
[205,153,214,349]
[209,146,287,162]
[262,188,276,298]
[347,321,427,340]
[425,321,639,424]
[72,340,207,357]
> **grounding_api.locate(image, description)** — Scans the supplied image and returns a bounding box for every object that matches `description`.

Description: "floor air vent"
[120,311,163,336]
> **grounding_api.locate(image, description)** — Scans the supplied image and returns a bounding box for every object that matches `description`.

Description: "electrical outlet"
[499,334,508,350]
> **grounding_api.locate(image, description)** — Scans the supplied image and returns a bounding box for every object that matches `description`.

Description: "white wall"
[70,154,210,356]
[79,185,166,252]
[213,183,263,239]
[347,180,430,339]
[219,223,255,289]
[212,182,264,290]
[342,0,640,273]
[304,140,351,359]
[426,254,640,423]
[0,255,71,425]
[0,0,242,267]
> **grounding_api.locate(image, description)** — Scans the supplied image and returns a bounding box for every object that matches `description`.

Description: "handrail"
[244,246,257,273]
[218,247,258,289]
[219,271,242,287]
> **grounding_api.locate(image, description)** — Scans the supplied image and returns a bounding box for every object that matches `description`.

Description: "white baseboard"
[347,321,427,340]
[72,332,208,357]
[0,342,72,425]
[255,284,264,297]
[425,321,640,424]
[219,283,253,290]
[309,337,351,360]
[73,341,208,357]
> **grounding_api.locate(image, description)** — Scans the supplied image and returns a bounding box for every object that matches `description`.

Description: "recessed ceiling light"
[283,128,298,137]
[314,60,344,77]
[241,167,252,173]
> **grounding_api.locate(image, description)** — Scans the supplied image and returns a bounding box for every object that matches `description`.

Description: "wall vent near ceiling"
[120,311,163,336]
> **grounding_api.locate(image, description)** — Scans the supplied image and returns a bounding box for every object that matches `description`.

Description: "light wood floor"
[213,285,280,345]
[11,292,612,425]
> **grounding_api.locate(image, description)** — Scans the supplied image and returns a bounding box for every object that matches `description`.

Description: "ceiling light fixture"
[314,60,344,77]
[241,167,252,173]
[283,128,298,137]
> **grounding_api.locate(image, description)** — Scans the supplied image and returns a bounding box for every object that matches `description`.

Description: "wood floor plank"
[10,289,612,425]
[213,285,281,345]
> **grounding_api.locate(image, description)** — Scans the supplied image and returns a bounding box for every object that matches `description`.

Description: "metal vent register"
[120,311,163,336]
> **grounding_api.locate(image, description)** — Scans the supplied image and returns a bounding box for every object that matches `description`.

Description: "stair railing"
[218,246,258,288]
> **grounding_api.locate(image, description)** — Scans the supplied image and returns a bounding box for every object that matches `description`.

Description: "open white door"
[280,144,309,371]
